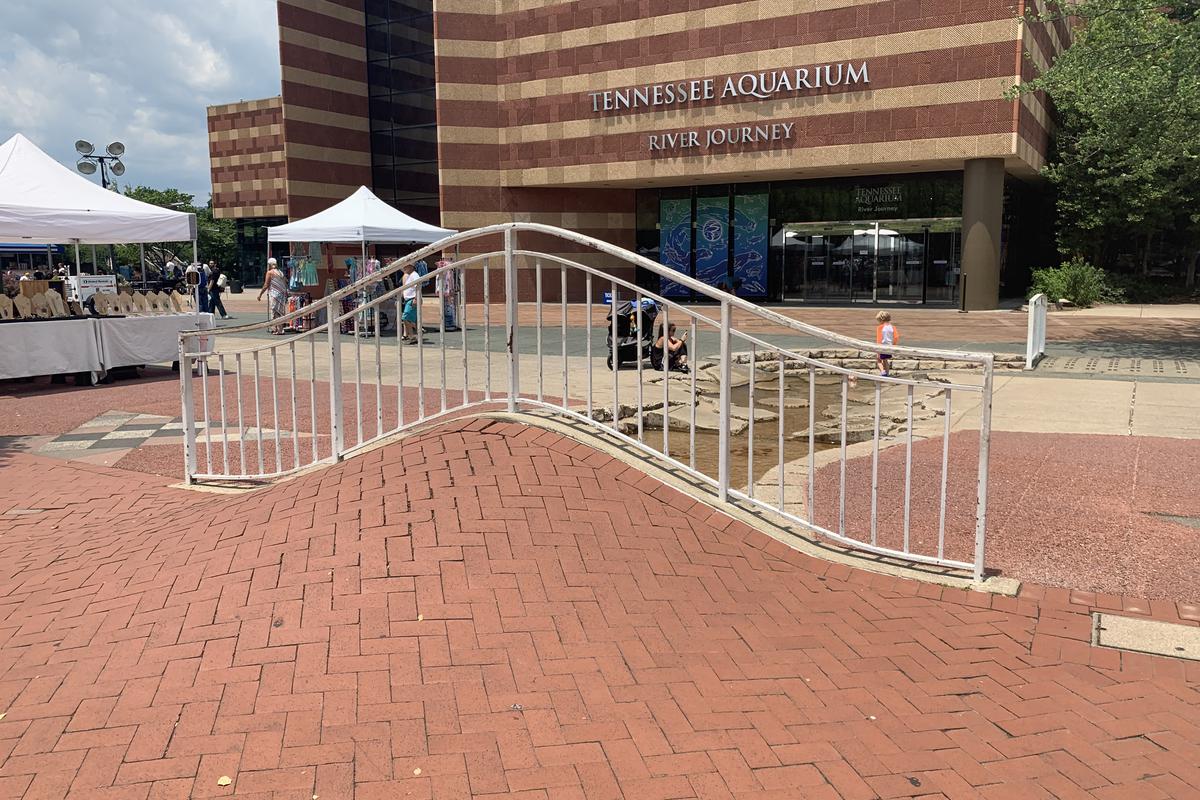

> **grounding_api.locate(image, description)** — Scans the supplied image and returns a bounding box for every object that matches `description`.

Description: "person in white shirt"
[399,261,421,343]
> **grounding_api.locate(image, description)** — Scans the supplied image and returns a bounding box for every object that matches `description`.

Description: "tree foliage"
[113,186,236,275]
[1014,0,1200,285]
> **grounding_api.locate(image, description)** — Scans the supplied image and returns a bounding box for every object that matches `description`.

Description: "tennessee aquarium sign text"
[586,60,870,152]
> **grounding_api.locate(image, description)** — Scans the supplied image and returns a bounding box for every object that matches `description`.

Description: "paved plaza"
[0,298,1198,798]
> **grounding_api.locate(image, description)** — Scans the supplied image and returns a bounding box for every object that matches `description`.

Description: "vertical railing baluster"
[777,353,785,511]
[689,317,697,472]
[271,347,281,473]
[974,360,995,583]
[417,282,425,419]
[376,309,384,437]
[254,351,264,474]
[396,299,405,427]
[636,296,644,442]
[870,379,881,546]
[504,230,519,412]
[439,275,447,414]
[484,257,492,401]
[610,280,618,432]
[661,305,669,458]
[309,337,318,464]
[200,355,211,474]
[586,273,593,421]
[179,341,196,483]
[327,307,344,461]
[838,373,847,536]
[218,354,229,476]
[561,264,568,408]
[461,267,469,410]
[354,315,363,446]
[746,344,754,497]
[938,388,953,561]
[807,365,815,524]
[235,353,245,475]
[536,259,543,403]
[290,342,300,471]
[904,384,914,553]
[717,301,731,502]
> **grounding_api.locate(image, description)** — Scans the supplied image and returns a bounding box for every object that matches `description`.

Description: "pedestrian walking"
[257,258,288,334]
[875,310,899,376]
[208,264,230,319]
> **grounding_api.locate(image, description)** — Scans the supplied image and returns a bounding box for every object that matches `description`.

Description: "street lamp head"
[106,141,125,157]
[76,160,97,175]
[75,139,94,156]
[110,160,125,177]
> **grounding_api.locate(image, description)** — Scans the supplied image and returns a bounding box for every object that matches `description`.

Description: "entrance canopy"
[0,133,197,245]
[267,186,456,244]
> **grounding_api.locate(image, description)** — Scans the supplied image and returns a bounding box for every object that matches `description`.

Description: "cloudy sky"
[0,0,281,203]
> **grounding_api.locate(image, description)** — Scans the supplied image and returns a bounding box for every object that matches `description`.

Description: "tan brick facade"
[430,0,1067,301]
[207,98,288,219]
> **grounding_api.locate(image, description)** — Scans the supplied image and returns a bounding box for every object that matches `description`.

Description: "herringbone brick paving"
[0,420,1197,799]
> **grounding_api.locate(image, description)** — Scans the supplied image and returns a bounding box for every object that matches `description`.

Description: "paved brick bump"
[0,419,1197,798]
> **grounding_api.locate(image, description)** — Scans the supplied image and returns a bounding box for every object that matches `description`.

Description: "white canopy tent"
[0,134,197,270]
[267,186,456,245]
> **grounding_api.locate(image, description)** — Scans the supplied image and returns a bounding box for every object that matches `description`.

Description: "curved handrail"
[181,223,991,366]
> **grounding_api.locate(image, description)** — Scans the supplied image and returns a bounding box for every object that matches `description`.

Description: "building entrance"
[779,219,961,304]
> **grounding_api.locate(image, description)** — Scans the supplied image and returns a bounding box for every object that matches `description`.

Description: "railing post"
[505,227,519,412]
[973,355,995,583]
[717,300,732,502]
[179,337,197,483]
[1026,293,1046,370]
[327,309,344,460]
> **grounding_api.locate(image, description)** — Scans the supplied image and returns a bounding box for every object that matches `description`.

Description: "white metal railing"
[1026,293,1047,369]
[179,223,996,580]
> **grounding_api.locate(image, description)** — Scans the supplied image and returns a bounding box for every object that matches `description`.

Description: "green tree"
[1013,1,1200,286]
[113,186,236,278]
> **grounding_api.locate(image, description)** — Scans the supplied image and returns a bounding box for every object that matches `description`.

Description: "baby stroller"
[605,298,659,369]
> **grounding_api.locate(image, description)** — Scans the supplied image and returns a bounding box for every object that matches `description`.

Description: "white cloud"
[0,0,281,202]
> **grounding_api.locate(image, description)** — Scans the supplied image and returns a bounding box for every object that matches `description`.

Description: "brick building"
[209,0,1065,307]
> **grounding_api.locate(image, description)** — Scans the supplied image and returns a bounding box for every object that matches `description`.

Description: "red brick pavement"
[812,432,1200,604]
[0,420,1198,799]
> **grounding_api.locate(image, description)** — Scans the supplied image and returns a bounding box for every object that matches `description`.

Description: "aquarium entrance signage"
[588,61,869,114]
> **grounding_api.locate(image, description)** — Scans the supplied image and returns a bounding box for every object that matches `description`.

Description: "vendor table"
[0,313,215,380]
[97,313,214,369]
[0,318,102,380]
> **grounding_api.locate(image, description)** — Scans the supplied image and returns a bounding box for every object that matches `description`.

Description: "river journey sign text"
[588,60,869,114]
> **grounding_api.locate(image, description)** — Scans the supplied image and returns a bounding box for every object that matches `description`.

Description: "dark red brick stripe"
[278,1,368,49]
[211,163,286,184]
[208,108,282,130]
[437,42,1019,130]
[281,120,371,153]
[279,42,368,83]
[439,99,1015,174]
[437,0,1018,85]
[441,185,633,214]
[439,0,790,42]
[278,156,369,186]
[280,81,369,117]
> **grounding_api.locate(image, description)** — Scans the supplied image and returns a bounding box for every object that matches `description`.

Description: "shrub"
[1029,257,1123,307]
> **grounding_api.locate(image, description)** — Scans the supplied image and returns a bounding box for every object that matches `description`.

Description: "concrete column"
[961,158,1005,310]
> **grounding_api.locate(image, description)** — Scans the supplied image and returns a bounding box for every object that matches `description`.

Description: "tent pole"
[90,245,97,274]
[74,242,81,277]
[192,240,198,265]
[140,243,146,291]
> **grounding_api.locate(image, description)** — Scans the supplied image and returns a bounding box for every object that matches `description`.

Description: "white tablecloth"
[0,314,216,380]
[97,313,215,368]
[0,319,103,380]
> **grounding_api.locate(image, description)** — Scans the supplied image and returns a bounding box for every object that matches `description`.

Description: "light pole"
[75,140,125,281]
